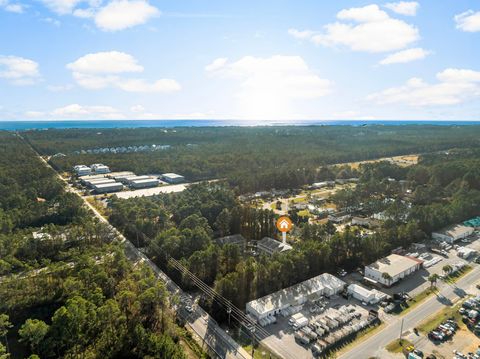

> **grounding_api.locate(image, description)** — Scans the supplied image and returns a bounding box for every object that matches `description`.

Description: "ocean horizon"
[1,119,480,131]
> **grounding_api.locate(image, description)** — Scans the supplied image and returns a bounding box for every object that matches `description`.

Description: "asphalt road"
[340,265,480,359]
[27,142,251,359]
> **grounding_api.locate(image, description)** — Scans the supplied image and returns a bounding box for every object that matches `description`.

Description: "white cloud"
[205,57,228,72]
[116,78,180,92]
[43,17,61,26]
[455,10,480,32]
[384,2,419,16]
[67,51,180,93]
[4,3,24,13]
[40,0,86,15]
[23,105,214,120]
[39,0,159,31]
[288,29,316,40]
[289,4,419,53]
[130,104,145,112]
[367,68,480,106]
[0,55,40,85]
[73,7,95,18]
[379,47,430,65]
[25,111,46,118]
[337,4,389,22]
[67,51,143,74]
[94,0,159,31]
[0,0,24,13]
[206,55,332,119]
[50,104,126,119]
[47,84,74,92]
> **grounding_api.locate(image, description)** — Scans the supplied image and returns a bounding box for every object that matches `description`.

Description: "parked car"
[413,349,424,357]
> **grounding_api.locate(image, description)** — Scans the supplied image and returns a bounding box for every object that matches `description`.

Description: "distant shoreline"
[1,119,480,131]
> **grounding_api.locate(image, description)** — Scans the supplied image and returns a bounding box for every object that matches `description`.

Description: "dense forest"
[0,132,187,359]
[105,146,480,318]
[4,126,480,355]
[24,125,480,192]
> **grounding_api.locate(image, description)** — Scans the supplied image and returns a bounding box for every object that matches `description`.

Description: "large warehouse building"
[246,273,346,321]
[432,224,474,243]
[364,254,422,286]
[73,165,92,176]
[162,173,185,184]
[130,178,159,189]
[92,182,123,194]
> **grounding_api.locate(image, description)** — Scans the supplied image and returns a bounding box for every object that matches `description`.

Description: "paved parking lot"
[260,297,373,359]
[371,234,480,300]
[259,232,480,358]
[375,286,480,359]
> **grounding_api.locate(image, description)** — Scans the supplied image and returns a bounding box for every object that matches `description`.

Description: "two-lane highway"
[340,265,480,359]
[25,139,251,359]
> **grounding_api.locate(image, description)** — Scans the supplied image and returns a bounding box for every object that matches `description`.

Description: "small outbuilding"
[347,284,388,305]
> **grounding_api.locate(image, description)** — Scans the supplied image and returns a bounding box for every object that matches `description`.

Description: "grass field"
[393,287,438,315]
[332,321,384,357]
[337,154,419,170]
[385,338,414,353]
[444,266,473,284]
[417,302,463,333]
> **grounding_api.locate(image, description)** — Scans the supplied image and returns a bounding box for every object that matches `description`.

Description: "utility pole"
[227,306,232,327]
[250,326,256,358]
[399,318,404,343]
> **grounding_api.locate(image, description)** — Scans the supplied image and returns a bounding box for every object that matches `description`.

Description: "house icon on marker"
[279,219,289,229]
[276,216,292,233]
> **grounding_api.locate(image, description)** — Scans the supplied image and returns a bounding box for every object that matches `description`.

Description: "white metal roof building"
[91,163,110,174]
[109,172,136,181]
[79,174,106,184]
[92,182,123,194]
[73,165,92,176]
[347,284,388,305]
[84,178,116,188]
[130,178,159,189]
[432,224,474,244]
[121,175,152,184]
[107,171,135,178]
[162,173,185,183]
[246,273,346,321]
[365,254,422,286]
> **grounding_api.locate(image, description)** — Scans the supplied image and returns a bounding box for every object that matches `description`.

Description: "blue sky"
[0,0,479,121]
